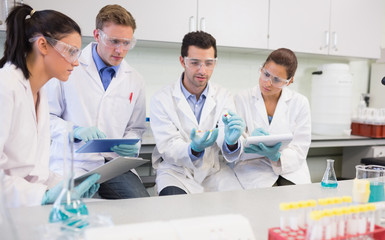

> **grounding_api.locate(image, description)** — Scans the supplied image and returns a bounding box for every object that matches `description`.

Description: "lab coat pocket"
[109,95,133,127]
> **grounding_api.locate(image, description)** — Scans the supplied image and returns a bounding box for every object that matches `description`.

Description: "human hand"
[111,143,139,157]
[42,174,100,205]
[222,110,245,145]
[73,126,106,142]
[190,128,219,153]
[251,128,269,136]
[73,174,100,199]
[244,142,282,162]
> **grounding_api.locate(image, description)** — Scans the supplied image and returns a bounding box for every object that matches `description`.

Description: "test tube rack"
[268,225,385,240]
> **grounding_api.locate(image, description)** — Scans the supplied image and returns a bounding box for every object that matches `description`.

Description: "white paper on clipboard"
[75,157,149,184]
[244,133,293,148]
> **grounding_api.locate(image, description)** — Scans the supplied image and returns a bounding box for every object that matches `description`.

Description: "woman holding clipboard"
[234,48,311,188]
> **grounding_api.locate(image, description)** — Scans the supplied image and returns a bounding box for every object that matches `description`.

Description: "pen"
[129,92,133,103]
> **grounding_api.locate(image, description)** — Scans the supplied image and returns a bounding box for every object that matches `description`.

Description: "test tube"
[357,205,367,235]
[306,200,317,228]
[322,209,334,240]
[334,207,346,238]
[342,196,352,206]
[298,201,308,230]
[279,202,290,232]
[306,211,323,240]
[289,202,299,231]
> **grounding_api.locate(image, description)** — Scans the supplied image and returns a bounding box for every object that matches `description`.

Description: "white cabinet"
[198,0,269,49]
[23,0,196,42]
[0,0,15,31]
[269,0,383,59]
[23,0,269,48]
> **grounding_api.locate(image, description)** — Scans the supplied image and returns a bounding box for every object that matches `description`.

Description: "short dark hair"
[181,31,217,58]
[0,3,81,79]
[263,48,298,79]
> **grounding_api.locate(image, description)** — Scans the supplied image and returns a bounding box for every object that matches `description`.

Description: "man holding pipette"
[150,31,246,196]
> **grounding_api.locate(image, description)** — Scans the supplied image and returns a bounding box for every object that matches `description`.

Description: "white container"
[311,64,353,136]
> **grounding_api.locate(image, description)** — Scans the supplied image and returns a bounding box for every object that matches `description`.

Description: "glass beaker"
[355,165,385,202]
[321,159,338,188]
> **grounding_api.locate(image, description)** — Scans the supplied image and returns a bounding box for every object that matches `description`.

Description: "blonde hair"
[96,4,136,31]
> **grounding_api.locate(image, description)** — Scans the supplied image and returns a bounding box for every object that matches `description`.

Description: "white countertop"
[8,180,355,240]
[140,135,385,153]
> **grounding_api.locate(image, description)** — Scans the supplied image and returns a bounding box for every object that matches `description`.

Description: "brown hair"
[263,48,298,79]
[96,4,136,31]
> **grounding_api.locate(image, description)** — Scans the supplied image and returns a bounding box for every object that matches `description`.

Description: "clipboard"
[75,157,149,184]
[75,139,140,153]
[244,133,293,148]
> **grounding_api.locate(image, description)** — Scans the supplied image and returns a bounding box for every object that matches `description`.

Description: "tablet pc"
[75,157,149,184]
[244,133,293,148]
[76,139,140,153]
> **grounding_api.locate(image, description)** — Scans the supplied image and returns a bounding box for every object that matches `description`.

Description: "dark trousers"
[273,175,295,187]
[159,186,187,196]
[98,171,150,199]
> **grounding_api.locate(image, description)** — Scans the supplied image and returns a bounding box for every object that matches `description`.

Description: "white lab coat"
[45,42,146,176]
[234,85,311,188]
[0,63,61,207]
[150,78,243,193]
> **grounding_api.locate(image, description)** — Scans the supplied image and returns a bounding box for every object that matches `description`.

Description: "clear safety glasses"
[259,67,290,88]
[98,29,137,50]
[184,57,218,71]
[29,36,82,64]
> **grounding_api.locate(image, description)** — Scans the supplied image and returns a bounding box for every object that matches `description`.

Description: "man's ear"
[179,56,186,68]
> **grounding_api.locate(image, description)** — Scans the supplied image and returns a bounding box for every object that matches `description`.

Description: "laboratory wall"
[0,32,375,182]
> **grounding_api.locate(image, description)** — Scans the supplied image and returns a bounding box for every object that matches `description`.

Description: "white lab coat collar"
[172,77,216,127]
[252,86,293,129]
[79,42,133,94]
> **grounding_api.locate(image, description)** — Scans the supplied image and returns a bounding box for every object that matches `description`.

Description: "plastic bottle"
[143,117,152,138]
[321,159,338,188]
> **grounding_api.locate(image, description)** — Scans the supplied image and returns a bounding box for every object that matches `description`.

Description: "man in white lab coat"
[150,31,245,195]
[45,5,149,199]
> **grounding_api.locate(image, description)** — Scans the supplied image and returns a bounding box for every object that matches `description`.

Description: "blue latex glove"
[222,110,246,145]
[251,128,269,136]
[73,126,107,142]
[111,143,139,157]
[42,174,100,205]
[244,142,282,162]
[190,128,219,153]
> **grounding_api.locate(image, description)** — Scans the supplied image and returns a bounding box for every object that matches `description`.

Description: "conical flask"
[321,159,338,188]
[49,123,89,228]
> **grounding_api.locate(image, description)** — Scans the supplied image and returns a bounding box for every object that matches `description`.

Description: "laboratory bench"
[138,135,385,185]
[7,180,357,240]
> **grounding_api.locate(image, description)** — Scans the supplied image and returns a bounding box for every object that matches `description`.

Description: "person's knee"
[159,186,187,196]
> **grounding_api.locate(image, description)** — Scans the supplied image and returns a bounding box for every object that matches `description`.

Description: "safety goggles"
[259,67,290,88]
[29,36,82,64]
[184,57,218,71]
[98,29,136,50]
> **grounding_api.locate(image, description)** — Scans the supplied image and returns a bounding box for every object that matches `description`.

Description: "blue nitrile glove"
[42,174,100,205]
[111,143,139,157]
[251,128,269,136]
[222,110,246,145]
[244,142,282,162]
[73,126,107,142]
[73,174,100,199]
[190,128,219,153]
